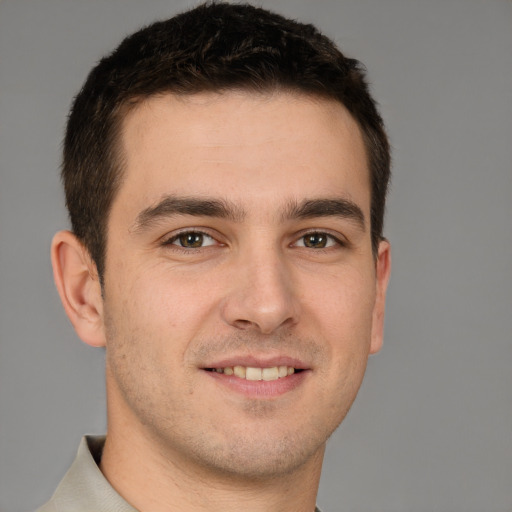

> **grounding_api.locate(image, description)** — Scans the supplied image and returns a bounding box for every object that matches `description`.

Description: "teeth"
[262,367,279,381]
[211,365,296,381]
[246,367,262,381]
[278,365,288,378]
[233,365,246,379]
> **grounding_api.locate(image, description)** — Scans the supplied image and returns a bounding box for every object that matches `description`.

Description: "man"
[40,2,391,511]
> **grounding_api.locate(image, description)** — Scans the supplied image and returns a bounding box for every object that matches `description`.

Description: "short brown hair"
[63,2,391,281]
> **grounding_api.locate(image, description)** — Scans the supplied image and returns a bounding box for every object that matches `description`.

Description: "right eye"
[164,231,217,249]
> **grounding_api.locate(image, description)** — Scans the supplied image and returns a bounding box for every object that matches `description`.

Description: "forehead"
[115,91,370,219]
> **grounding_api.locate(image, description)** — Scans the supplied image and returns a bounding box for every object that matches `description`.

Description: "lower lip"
[203,370,309,398]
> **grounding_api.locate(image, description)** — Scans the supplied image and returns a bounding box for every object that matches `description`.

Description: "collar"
[38,435,137,511]
[39,435,322,512]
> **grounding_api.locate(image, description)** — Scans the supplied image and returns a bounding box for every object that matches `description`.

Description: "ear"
[51,230,106,347]
[369,239,391,355]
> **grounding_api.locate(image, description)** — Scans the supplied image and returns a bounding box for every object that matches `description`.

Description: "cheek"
[306,269,376,402]
[102,270,194,414]
[106,261,220,359]
[309,268,376,344]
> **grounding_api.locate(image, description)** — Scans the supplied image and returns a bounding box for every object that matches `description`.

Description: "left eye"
[294,232,339,249]
[167,232,217,248]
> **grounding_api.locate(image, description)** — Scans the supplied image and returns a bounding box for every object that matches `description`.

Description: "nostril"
[220,282,300,334]
[233,319,254,330]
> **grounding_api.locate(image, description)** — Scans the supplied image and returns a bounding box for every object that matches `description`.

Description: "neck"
[101,434,322,512]
[101,379,323,512]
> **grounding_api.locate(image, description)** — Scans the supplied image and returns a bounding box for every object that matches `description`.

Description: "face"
[100,91,390,479]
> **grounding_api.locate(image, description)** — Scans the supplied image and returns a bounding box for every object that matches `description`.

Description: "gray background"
[0,1,511,511]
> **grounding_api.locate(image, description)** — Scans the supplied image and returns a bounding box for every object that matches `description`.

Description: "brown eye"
[166,231,216,249]
[178,232,204,248]
[303,233,329,248]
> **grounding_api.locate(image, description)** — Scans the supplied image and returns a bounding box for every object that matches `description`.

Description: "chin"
[168,415,338,481]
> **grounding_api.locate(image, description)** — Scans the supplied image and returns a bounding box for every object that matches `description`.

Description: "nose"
[220,249,300,334]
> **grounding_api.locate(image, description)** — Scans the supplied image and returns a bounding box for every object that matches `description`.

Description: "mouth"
[204,365,303,381]
[201,358,309,398]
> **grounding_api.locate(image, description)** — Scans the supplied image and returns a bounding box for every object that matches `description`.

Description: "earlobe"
[51,230,106,347]
[370,239,391,355]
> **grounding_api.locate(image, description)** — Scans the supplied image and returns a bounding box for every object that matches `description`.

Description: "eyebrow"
[132,195,366,233]
[281,198,366,231]
[132,195,245,232]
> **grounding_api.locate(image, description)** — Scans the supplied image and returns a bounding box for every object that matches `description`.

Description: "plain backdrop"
[1,1,511,511]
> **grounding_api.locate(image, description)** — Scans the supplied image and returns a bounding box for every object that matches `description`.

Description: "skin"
[52,91,391,512]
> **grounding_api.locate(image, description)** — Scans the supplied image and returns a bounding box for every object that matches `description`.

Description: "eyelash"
[294,231,346,250]
[162,230,217,250]
[161,229,346,253]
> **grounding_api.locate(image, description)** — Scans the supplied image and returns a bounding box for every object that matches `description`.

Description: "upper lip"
[201,354,309,370]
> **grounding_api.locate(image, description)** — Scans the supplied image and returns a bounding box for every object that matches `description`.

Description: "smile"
[202,359,309,398]
[204,366,297,381]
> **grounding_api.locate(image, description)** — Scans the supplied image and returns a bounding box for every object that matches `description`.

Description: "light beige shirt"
[37,436,136,512]
[38,436,322,512]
